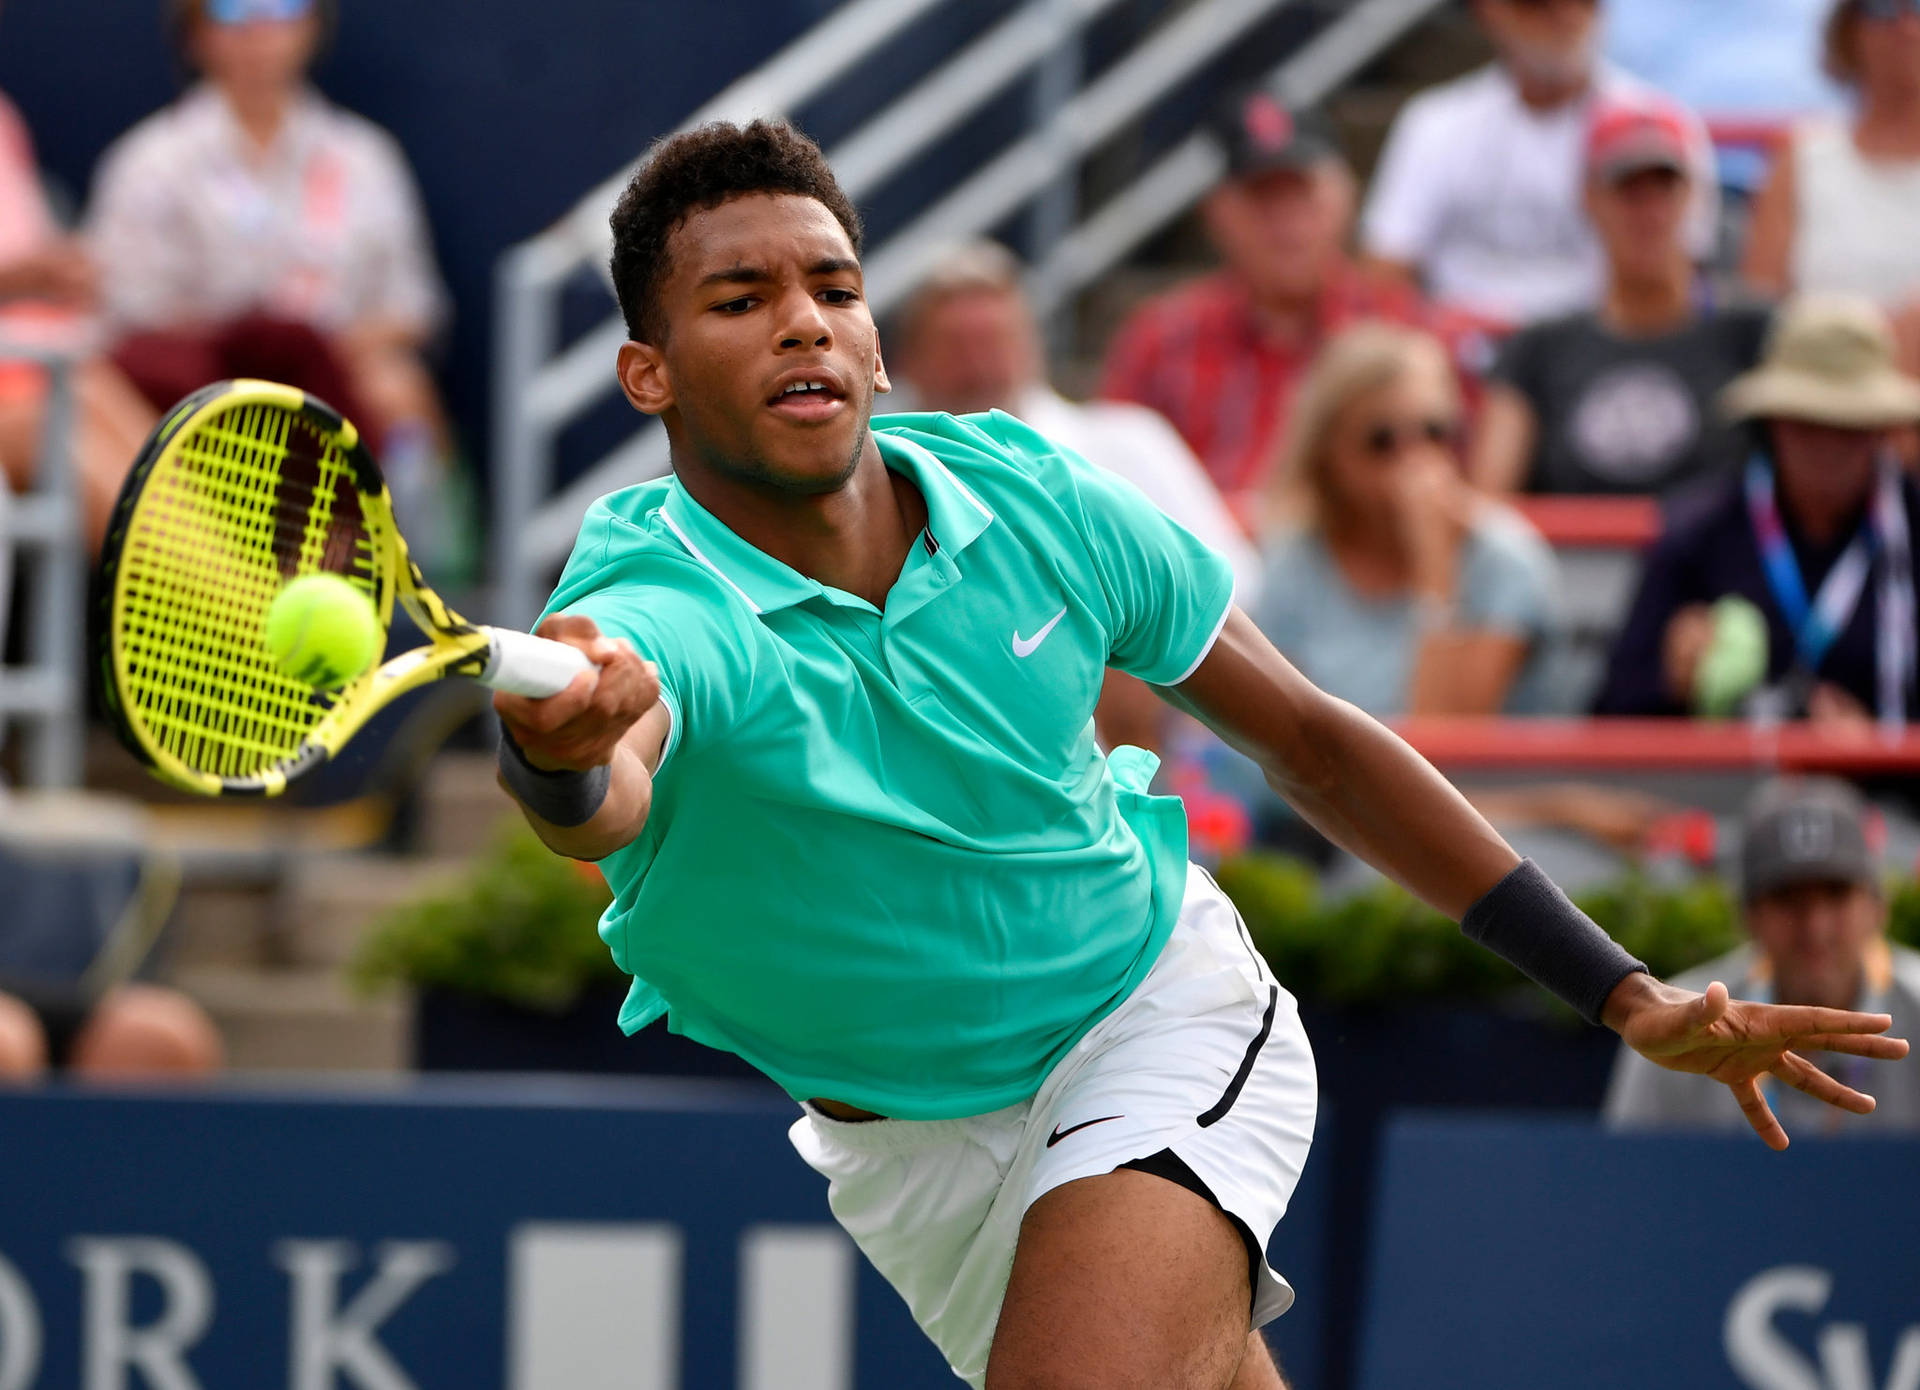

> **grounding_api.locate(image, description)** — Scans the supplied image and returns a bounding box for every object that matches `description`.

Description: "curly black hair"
[609,119,864,345]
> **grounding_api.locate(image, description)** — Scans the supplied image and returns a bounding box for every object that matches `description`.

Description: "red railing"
[1509,495,1661,549]
[1393,718,1920,772]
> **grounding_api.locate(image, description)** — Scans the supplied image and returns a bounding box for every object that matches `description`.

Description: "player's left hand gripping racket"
[96,379,592,797]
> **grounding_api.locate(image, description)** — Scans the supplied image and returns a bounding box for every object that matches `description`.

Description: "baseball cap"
[1585,94,1691,183]
[206,0,313,22]
[1738,777,1879,902]
[1208,89,1342,180]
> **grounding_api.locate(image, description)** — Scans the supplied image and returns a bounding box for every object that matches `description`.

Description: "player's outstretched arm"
[1169,609,1908,1147]
[493,614,666,862]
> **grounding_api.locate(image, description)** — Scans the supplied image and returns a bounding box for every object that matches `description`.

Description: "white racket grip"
[479,625,597,698]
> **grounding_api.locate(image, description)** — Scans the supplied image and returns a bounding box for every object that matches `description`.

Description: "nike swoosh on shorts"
[1045,1114,1123,1147]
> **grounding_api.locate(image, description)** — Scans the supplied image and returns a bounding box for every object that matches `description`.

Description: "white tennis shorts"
[788,862,1318,1387]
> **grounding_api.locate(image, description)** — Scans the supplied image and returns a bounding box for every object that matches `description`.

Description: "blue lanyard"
[1744,456,1878,676]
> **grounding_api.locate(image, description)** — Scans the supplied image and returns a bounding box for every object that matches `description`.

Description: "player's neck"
[680,432,926,609]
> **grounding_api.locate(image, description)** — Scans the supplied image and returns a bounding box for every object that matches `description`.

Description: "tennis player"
[494,121,1908,1390]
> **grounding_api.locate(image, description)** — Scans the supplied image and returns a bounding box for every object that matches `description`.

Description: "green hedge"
[352,824,1920,1012]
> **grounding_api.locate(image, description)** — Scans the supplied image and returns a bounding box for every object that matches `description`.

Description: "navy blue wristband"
[1460,859,1648,1025]
[497,721,610,828]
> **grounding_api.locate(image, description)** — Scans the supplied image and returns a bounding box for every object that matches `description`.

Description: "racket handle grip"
[480,626,597,698]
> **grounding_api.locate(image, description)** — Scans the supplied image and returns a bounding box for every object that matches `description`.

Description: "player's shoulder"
[552,481,745,622]
[877,409,1090,490]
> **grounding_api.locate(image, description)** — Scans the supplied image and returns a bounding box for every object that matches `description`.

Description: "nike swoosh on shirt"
[1045,1115,1124,1148]
[1012,606,1068,658]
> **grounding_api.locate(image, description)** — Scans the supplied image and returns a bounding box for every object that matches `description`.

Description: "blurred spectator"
[1362,0,1718,326]
[86,0,457,561]
[0,88,156,554]
[1743,0,1920,373]
[0,982,222,1082]
[894,241,1261,601]
[1100,91,1482,521]
[1252,323,1561,717]
[1594,295,1920,722]
[1606,776,1920,1132]
[1473,94,1771,495]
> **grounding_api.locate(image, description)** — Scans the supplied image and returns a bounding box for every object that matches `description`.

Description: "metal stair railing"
[0,338,85,788]
[493,0,1447,626]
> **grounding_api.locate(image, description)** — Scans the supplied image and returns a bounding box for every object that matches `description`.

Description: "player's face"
[1746,880,1883,1010]
[631,193,889,495]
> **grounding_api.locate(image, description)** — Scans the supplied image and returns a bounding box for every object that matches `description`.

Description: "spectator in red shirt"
[1099,89,1486,521]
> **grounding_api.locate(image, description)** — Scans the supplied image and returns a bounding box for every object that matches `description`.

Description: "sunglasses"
[205,0,313,23]
[1860,0,1920,19]
[1361,417,1458,459]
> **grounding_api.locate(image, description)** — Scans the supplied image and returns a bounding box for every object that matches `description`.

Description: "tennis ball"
[263,573,380,690]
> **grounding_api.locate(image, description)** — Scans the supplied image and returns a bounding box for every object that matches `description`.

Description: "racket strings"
[113,401,392,780]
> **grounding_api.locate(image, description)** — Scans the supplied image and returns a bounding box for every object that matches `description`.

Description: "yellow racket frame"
[97,380,495,797]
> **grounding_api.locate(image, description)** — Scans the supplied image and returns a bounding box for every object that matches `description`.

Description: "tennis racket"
[96,378,593,797]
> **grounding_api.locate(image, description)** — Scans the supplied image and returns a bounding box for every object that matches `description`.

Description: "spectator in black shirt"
[1595,295,1920,723]
[1473,92,1771,496]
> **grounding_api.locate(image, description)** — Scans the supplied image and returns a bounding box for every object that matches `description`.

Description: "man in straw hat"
[1607,776,1920,1133]
[1595,294,1920,724]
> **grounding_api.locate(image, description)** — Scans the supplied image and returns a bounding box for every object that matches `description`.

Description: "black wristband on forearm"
[497,721,611,828]
[1459,859,1648,1026]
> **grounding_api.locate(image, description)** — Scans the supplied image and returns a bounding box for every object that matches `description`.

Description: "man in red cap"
[1472,92,1772,496]
[1362,0,1718,327]
[1098,89,1485,522]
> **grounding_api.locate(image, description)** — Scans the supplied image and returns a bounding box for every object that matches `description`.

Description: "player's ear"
[617,340,672,416]
[872,336,892,396]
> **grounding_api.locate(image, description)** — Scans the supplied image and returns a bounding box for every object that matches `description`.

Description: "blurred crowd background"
[4,4,1920,1386]
[0,0,1917,1127]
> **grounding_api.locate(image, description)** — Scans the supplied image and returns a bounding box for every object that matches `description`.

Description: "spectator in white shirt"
[1362,0,1719,327]
[892,241,1261,753]
[88,0,457,560]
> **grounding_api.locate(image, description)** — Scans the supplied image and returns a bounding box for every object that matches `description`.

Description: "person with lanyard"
[1594,294,1920,725]
[1606,776,1920,1134]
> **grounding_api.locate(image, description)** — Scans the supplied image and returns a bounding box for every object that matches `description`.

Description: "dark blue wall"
[0,0,835,472]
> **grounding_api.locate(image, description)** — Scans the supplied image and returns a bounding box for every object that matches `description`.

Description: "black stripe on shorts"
[1196,983,1278,1128]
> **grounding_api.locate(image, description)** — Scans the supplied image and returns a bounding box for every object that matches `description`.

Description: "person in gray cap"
[1605,776,1920,1133]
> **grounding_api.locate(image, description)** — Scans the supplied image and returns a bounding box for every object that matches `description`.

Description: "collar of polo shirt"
[656,432,998,615]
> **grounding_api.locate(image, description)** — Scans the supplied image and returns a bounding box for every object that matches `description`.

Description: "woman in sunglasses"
[1251,323,1563,718]
[1745,0,1920,370]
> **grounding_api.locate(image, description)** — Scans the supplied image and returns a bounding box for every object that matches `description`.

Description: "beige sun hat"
[1721,293,1920,429]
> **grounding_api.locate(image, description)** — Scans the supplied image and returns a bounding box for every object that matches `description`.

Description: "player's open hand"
[493,614,659,772]
[1603,973,1910,1150]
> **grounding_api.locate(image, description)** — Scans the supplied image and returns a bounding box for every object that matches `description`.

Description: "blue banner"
[1359,1116,1920,1390]
[0,1078,1329,1389]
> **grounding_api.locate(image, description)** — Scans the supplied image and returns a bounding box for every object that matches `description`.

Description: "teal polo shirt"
[542,410,1236,1119]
